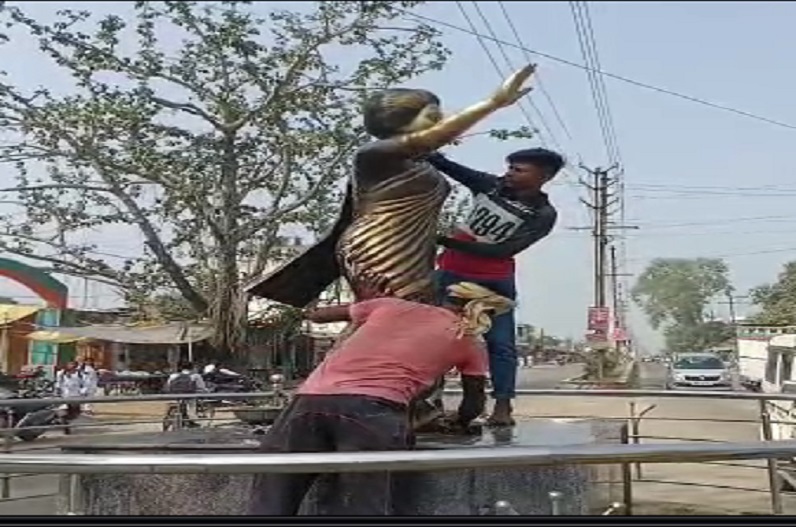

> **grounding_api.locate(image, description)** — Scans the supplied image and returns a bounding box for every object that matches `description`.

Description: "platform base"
[61,419,627,515]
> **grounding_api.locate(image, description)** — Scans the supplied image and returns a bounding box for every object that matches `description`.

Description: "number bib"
[459,193,524,244]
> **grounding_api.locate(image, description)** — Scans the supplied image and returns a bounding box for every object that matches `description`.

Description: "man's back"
[299,298,486,405]
[167,370,201,394]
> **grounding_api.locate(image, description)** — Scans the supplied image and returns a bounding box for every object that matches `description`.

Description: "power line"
[568,2,631,337]
[400,7,796,131]
[629,214,796,229]
[580,2,622,166]
[629,183,796,192]
[560,227,796,238]
[469,1,563,152]
[569,1,621,166]
[454,1,547,148]
[629,192,796,201]
[452,0,587,227]
[496,1,575,146]
[458,0,593,233]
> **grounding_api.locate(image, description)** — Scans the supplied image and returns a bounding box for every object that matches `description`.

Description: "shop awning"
[31,323,213,344]
[0,304,41,325]
[26,330,85,344]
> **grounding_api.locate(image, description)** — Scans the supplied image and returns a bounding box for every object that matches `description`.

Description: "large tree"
[750,261,796,325]
[0,1,530,357]
[631,258,732,353]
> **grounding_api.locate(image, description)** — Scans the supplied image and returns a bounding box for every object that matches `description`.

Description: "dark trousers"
[434,270,518,400]
[248,394,412,516]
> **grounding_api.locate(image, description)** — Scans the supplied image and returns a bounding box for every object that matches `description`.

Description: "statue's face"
[400,103,443,134]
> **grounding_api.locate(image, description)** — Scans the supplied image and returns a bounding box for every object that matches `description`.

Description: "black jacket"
[428,153,557,259]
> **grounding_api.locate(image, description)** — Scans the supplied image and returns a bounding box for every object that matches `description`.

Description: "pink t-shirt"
[298,298,488,405]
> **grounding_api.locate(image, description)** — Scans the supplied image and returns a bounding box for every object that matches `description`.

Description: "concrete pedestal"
[61,419,627,515]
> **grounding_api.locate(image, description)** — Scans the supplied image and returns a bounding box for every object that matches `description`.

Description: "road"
[507,362,790,514]
[516,362,584,389]
[639,361,667,389]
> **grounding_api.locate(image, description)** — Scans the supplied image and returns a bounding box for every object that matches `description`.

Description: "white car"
[666,353,732,389]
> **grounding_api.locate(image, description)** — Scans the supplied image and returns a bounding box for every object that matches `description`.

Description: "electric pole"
[609,244,633,348]
[569,165,637,359]
[569,165,636,308]
[718,292,749,367]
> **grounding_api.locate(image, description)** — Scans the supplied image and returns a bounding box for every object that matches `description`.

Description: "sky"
[2,1,796,353]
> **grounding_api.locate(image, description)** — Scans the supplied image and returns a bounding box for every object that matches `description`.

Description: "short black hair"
[506,148,566,177]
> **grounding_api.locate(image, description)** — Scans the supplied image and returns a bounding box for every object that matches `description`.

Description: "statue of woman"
[246,64,535,307]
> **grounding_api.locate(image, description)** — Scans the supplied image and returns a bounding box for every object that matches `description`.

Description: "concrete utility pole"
[717,292,749,367]
[609,245,624,326]
[569,164,636,309]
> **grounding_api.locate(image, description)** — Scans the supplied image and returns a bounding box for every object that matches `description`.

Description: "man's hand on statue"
[490,63,536,108]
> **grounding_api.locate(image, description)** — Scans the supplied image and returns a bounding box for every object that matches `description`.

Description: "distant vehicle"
[666,353,732,390]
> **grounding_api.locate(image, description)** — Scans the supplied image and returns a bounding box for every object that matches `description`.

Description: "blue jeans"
[434,270,517,400]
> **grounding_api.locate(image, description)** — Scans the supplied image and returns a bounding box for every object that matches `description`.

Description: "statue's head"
[363,88,442,139]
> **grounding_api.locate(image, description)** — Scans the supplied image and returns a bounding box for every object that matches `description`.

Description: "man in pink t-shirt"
[249,283,513,516]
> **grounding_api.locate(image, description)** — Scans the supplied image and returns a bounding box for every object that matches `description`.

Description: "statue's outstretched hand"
[490,64,536,108]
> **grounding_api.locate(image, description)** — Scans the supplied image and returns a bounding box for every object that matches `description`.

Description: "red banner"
[588,307,611,331]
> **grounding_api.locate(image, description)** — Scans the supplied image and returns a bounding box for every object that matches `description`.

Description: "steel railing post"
[759,398,784,515]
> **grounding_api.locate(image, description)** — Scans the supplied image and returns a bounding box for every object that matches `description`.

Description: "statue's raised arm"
[245,65,536,308]
[359,64,536,161]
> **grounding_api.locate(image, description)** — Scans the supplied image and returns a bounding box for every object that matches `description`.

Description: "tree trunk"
[209,131,247,357]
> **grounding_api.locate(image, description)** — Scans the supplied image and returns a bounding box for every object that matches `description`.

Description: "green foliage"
[0,1,533,355]
[749,261,796,325]
[663,320,735,354]
[632,258,731,353]
[0,1,450,353]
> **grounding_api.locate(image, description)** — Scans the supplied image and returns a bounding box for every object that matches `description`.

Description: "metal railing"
[4,439,796,515]
[0,387,795,515]
[6,439,796,474]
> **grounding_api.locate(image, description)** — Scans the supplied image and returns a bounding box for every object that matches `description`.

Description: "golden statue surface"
[246,65,537,307]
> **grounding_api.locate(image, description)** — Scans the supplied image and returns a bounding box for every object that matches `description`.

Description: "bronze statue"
[246,64,536,307]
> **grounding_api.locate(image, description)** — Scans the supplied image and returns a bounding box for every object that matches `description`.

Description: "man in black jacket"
[429,148,564,425]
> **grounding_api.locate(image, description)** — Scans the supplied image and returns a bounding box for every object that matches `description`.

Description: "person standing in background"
[56,362,84,422]
[78,358,99,416]
[166,361,208,427]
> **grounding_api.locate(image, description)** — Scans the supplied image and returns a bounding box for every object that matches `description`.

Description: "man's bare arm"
[304,304,352,323]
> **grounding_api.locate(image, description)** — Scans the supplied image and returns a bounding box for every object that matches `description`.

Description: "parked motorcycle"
[203,372,264,410]
[203,371,263,394]
[0,387,78,442]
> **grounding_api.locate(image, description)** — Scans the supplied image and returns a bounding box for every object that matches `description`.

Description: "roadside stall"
[27,323,213,394]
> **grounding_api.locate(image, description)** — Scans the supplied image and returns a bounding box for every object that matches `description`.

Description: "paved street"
[510,362,794,515]
[516,362,584,389]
